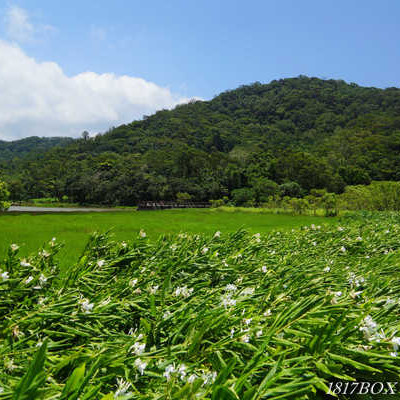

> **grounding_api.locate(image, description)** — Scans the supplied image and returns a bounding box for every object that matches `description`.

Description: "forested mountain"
[2,76,400,205]
[0,136,74,162]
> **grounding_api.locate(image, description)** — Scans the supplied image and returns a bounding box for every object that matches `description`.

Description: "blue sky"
[0,0,399,139]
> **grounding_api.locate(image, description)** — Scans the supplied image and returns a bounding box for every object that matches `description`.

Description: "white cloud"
[4,5,56,44]
[4,5,34,43]
[0,40,190,140]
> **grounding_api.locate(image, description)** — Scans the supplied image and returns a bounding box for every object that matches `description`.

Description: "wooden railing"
[137,201,211,210]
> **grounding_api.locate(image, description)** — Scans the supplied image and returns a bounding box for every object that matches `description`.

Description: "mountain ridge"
[2,76,400,205]
[0,136,74,162]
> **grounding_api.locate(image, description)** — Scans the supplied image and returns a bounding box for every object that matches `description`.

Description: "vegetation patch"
[1,212,399,398]
[3,77,400,206]
[0,209,334,271]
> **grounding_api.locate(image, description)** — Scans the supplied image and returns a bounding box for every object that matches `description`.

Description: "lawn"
[0,208,337,270]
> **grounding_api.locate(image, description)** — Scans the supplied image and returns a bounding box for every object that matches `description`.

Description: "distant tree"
[279,182,302,198]
[339,166,371,186]
[0,180,11,211]
[231,188,254,206]
[81,131,90,141]
[290,198,309,215]
[2,77,400,206]
[321,192,338,216]
[251,178,279,203]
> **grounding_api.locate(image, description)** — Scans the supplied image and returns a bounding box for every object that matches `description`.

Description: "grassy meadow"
[1,211,400,399]
[0,208,336,271]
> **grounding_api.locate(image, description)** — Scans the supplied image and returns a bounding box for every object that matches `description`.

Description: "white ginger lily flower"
[163,364,176,381]
[241,287,255,296]
[174,286,194,298]
[243,318,252,326]
[130,342,145,355]
[39,274,47,286]
[225,284,237,292]
[81,299,94,313]
[241,334,250,343]
[221,296,236,308]
[134,358,147,375]
[178,364,187,380]
[129,278,138,287]
[261,265,268,273]
[1,271,9,280]
[114,378,132,398]
[150,285,159,294]
[391,336,400,351]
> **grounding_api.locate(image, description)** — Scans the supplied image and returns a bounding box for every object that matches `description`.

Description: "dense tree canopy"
[0,136,73,162]
[1,76,400,205]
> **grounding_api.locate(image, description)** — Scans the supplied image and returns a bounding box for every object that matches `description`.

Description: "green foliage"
[321,192,338,217]
[0,136,73,162]
[31,197,59,204]
[0,210,335,272]
[251,178,279,202]
[231,188,254,206]
[339,181,400,211]
[210,196,230,208]
[339,166,371,186]
[290,197,309,214]
[0,179,11,211]
[1,213,400,398]
[13,340,48,400]
[279,182,302,198]
[176,192,192,203]
[2,77,400,205]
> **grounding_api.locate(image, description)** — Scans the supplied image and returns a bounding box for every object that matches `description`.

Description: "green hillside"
[2,76,400,205]
[0,136,74,162]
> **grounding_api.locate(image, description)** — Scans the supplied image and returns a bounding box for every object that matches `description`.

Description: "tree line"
[1,76,400,206]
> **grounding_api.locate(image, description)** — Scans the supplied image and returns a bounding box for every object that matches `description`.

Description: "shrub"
[290,197,309,214]
[231,187,254,206]
[176,192,192,203]
[339,181,400,211]
[321,192,338,216]
[0,180,11,211]
[251,178,279,203]
[210,198,225,208]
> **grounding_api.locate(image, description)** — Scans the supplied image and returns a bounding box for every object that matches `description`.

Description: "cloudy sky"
[0,0,399,141]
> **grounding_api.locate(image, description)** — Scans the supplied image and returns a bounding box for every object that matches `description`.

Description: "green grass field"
[0,209,337,270]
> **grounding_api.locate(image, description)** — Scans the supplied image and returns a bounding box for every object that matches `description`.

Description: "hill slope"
[0,136,74,162]
[2,76,400,204]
